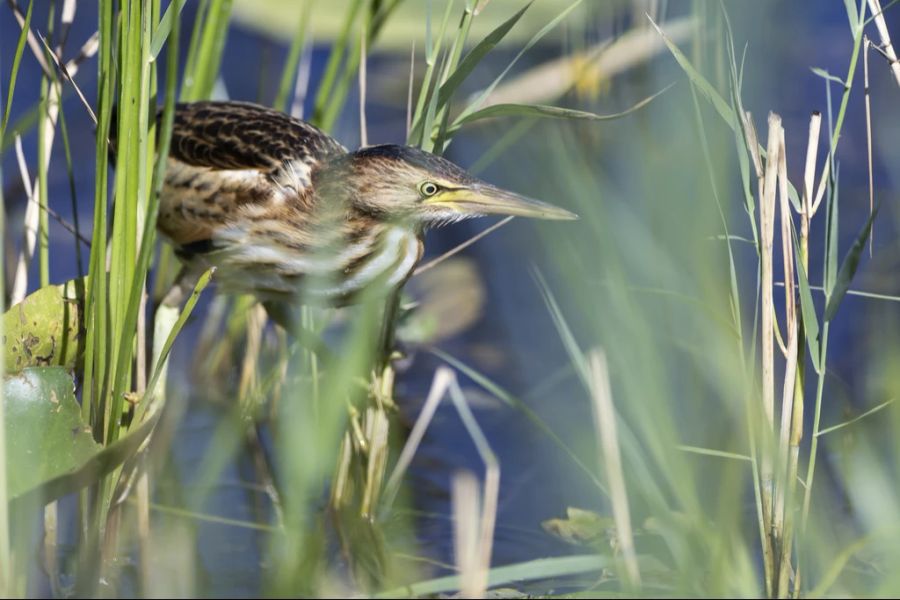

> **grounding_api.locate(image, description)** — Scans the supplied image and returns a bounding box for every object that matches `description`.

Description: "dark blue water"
[3,1,900,596]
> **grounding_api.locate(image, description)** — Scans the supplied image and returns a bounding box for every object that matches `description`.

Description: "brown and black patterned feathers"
[167,101,347,172]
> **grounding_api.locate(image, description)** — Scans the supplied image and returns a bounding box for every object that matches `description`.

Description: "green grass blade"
[1,0,33,137]
[408,0,455,146]
[377,554,609,598]
[149,0,188,59]
[142,269,214,411]
[435,1,531,110]
[824,204,878,322]
[816,398,896,437]
[792,229,821,373]
[454,0,584,124]
[450,86,670,133]
[273,2,311,112]
[651,16,736,130]
[677,445,753,462]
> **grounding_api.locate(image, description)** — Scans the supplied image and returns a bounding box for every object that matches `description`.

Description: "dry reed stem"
[238,304,267,406]
[755,112,782,595]
[11,136,37,304]
[482,17,694,108]
[452,470,482,599]
[760,113,780,433]
[384,368,454,505]
[801,112,821,257]
[43,502,60,596]
[589,349,640,590]
[358,25,368,148]
[136,469,152,592]
[774,125,798,558]
[291,39,313,119]
[386,367,497,596]
[9,27,97,303]
[7,0,52,77]
[57,0,76,54]
[330,433,353,509]
[360,407,389,519]
[867,0,900,87]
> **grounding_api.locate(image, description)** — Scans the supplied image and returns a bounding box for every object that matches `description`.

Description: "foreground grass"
[2,0,900,597]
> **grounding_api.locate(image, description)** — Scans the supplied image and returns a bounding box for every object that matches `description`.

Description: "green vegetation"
[2,0,900,597]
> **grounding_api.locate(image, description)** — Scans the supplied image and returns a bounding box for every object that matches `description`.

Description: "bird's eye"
[419,182,440,197]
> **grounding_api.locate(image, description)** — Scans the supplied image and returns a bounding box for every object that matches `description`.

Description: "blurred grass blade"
[816,398,895,437]
[377,554,609,598]
[436,1,531,109]
[456,0,584,124]
[651,17,736,129]
[811,67,846,86]
[273,1,312,112]
[677,445,753,462]
[141,268,214,419]
[451,86,670,132]
[824,204,878,321]
[408,0,455,146]
[428,347,606,494]
[150,0,188,59]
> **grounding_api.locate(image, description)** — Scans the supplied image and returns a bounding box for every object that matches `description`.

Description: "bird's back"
[157,101,420,304]
[158,101,346,251]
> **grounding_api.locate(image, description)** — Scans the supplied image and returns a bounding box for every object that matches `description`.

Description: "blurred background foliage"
[2,0,900,597]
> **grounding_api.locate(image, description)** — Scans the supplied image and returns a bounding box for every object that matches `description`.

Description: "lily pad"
[3,278,86,374]
[3,367,162,504]
[3,367,100,501]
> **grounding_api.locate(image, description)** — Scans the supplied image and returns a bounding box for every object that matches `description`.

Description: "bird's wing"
[155,101,346,248]
[167,100,347,173]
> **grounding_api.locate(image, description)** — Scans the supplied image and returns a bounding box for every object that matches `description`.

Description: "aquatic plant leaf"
[3,367,100,500]
[3,278,86,374]
[4,366,162,504]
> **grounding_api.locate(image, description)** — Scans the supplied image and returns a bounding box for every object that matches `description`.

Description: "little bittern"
[151,101,576,306]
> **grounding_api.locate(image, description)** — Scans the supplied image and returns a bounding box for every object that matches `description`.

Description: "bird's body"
[150,101,575,305]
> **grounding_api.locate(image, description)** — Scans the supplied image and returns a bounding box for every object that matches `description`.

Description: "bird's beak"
[426,184,578,220]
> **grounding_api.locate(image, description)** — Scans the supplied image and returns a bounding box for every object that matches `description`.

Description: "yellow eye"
[419,182,439,197]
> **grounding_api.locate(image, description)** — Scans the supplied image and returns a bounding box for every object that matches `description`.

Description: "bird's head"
[315,145,577,226]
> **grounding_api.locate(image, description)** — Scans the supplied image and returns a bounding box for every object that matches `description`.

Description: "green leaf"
[810,67,846,86]
[451,86,670,132]
[4,367,162,504]
[651,17,737,130]
[3,278,86,374]
[792,232,822,373]
[150,0,189,59]
[824,205,878,322]
[454,0,584,124]
[4,367,100,500]
[435,2,531,109]
[1,0,33,137]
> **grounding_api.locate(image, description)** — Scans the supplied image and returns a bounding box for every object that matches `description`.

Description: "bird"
[152,100,577,310]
